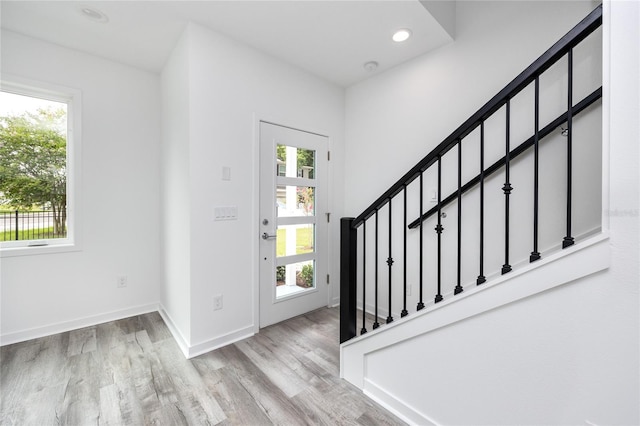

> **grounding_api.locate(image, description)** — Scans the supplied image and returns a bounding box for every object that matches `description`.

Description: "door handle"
[262,232,277,240]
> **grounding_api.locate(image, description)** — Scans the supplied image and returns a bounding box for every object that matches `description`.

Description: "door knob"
[262,232,277,240]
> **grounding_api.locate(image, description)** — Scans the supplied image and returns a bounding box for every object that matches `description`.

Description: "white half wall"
[0,31,162,344]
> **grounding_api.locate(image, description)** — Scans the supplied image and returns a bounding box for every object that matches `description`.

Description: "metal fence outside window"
[0,210,67,241]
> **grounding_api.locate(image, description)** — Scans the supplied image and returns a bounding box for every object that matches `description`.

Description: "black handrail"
[351,4,602,229]
[407,86,602,229]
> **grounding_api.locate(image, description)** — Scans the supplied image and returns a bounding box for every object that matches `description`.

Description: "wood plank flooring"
[1,308,404,425]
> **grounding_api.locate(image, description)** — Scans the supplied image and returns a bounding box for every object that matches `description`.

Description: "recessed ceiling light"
[392,29,412,43]
[79,7,109,23]
[363,61,379,72]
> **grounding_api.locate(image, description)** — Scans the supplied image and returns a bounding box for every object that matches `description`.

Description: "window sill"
[0,242,81,258]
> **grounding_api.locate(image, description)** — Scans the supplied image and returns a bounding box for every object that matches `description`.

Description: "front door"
[259,121,328,327]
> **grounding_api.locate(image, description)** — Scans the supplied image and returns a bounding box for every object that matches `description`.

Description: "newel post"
[340,217,357,343]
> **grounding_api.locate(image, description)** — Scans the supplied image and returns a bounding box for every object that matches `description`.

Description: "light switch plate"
[214,206,238,221]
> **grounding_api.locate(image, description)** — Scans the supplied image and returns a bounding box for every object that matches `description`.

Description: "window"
[0,77,81,256]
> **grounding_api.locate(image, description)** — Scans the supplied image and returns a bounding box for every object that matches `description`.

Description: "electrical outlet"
[117,275,128,288]
[213,294,223,311]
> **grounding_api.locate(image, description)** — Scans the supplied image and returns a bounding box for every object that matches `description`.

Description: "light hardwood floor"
[1,307,404,425]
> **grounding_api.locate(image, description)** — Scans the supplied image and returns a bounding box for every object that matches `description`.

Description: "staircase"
[339,5,606,424]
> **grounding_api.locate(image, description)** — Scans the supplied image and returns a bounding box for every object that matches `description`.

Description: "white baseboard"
[187,325,255,359]
[0,302,160,346]
[1,302,255,361]
[157,305,191,358]
[364,378,438,426]
[157,305,255,359]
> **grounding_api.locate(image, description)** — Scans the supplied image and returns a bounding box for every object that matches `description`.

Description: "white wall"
[0,31,162,343]
[343,1,639,424]
[345,0,601,214]
[160,23,345,355]
[160,30,192,346]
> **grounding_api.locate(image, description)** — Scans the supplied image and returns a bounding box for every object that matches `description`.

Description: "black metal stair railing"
[340,5,603,344]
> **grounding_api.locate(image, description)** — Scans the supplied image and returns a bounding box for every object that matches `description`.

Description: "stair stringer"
[340,232,609,425]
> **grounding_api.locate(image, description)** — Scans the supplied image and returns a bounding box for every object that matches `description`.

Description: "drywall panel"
[182,23,345,347]
[0,31,162,342]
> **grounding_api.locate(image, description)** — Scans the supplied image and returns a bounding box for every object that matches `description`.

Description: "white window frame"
[0,76,82,257]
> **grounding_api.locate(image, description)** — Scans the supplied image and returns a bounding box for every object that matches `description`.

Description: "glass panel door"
[259,122,328,327]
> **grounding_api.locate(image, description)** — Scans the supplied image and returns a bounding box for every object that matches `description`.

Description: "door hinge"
[326,212,331,223]
[326,274,330,285]
[327,151,331,161]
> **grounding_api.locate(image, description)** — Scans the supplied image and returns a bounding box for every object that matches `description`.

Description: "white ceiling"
[1,1,455,87]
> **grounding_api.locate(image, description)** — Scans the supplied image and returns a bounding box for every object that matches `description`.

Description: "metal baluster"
[361,221,367,335]
[477,122,487,285]
[435,156,444,303]
[402,186,409,317]
[531,77,542,262]
[417,172,425,311]
[386,200,394,324]
[502,100,513,274]
[455,141,464,295]
[563,49,575,249]
[373,210,380,329]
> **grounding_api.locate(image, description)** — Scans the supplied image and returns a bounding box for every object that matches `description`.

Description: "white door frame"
[252,114,332,333]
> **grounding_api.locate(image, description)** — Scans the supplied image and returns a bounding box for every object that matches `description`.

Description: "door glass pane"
[277,185,315,217]
[275,260,315,299]
[276,144,315,179]
[276,224,315,257]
